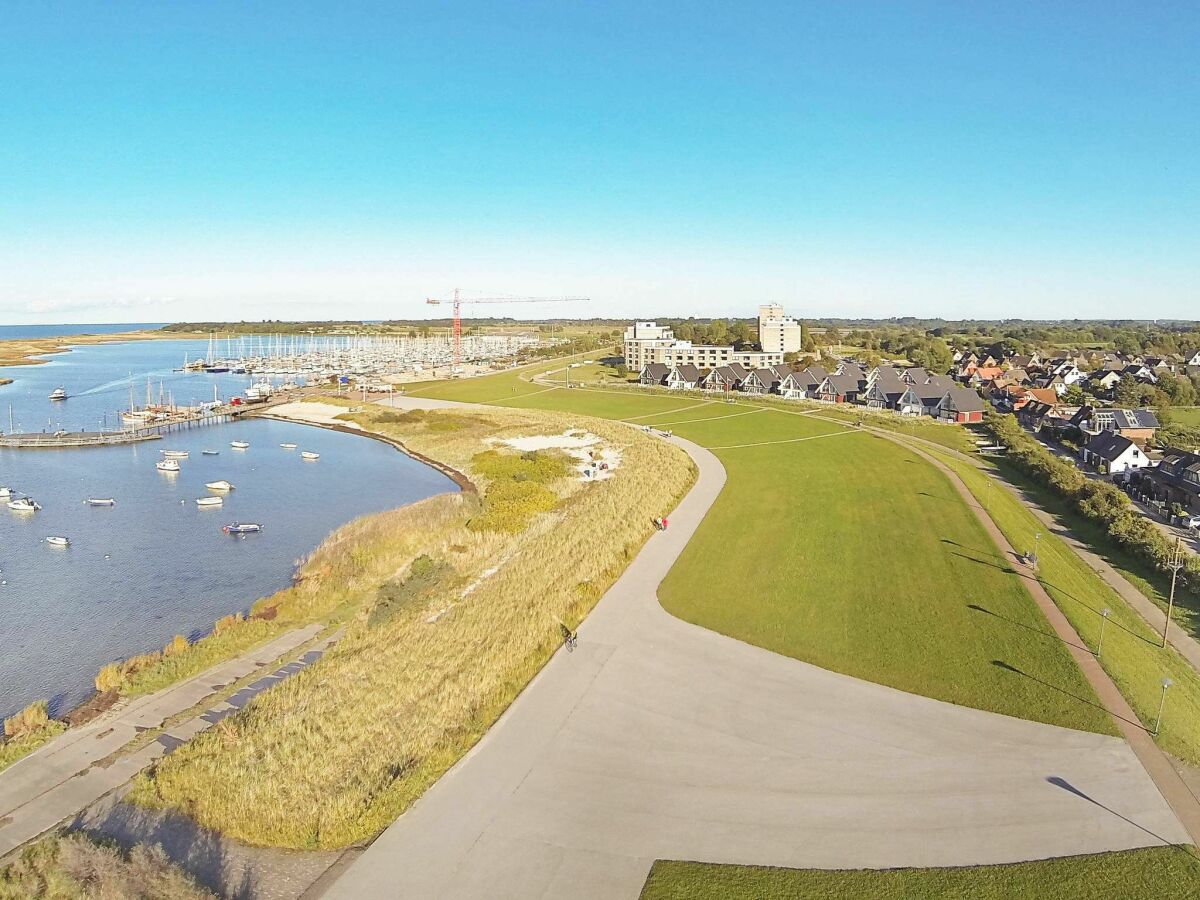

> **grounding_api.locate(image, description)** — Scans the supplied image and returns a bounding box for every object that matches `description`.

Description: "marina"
[0,338,459,721]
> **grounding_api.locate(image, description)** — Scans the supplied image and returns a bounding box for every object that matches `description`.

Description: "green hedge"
[987,412,1200,597]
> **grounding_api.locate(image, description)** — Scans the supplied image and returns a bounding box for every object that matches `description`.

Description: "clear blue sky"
[1,1,1196,323]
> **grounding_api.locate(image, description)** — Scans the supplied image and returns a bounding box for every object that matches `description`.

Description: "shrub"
[164,635,190,658]
[471,449,570,485]
[368,554,453,628]
[3,700,50,739]
[468,479,559,533]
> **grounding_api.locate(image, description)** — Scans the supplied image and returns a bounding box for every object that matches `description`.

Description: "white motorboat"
[196,496,223,507]
[8,497,41,512]
[46,536,70,547]
[161,449,190,459]
[156,459,180,472]
[230,440,250,450]
[48,387,68,401]
[205,480,235,492]
[223,521,263,534]
[85,498,116,506]
[300,451,320,460]
[280,443,298,450]
[0,487,12,498]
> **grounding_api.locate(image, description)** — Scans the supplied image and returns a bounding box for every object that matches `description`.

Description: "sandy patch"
[500,430,621,481]
[264,402,362,428]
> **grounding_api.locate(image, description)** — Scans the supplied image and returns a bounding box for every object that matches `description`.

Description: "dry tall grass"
[0,833,213,900]
[129,403,694,848]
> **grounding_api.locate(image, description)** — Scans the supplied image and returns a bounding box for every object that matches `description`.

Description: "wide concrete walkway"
[325,433,1187,900]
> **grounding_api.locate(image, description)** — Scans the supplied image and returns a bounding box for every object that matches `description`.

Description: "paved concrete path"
[325,432,1187,900]
[0,624,327,859]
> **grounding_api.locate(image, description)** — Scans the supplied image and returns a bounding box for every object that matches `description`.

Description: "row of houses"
[953,347,1200,402]
[638,360,986,423]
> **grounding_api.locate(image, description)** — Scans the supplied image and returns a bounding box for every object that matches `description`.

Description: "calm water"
[0,323,167,340]
[0,339,456,718]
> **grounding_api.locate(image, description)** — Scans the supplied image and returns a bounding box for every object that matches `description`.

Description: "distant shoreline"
[0,330,206,383]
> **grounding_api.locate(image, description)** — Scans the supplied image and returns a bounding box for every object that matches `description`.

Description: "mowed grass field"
[405,371,1113,732]
[640,849,1200,900]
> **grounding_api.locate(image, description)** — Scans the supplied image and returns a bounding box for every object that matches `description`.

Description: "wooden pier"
[0,406,244,449]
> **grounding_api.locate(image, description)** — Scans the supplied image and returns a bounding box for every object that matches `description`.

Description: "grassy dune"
[129,403,695,848]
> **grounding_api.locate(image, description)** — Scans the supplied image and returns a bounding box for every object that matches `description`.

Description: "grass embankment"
[0,833,213,899]
[640,849,1200,900]
[406,374,1114,733]
[128,403,695,848]
[931,449,1200,764]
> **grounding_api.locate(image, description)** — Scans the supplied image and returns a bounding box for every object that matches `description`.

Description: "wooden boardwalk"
[0,408,241,449]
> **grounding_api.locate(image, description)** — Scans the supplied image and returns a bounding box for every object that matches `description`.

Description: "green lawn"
[640,849,1200,899]
[1170,408,1200,427]
[931,450,1200,764]
[403,374,1112,733]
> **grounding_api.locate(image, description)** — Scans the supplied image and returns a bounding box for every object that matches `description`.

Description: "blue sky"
[1,1,1196,323]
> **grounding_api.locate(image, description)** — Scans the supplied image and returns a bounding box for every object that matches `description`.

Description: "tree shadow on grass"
[1047,776,1196,853]
[991,660,1142,730]
[942,537,1009,563]
[950,550,1021,576]
[1031,578,1160,648]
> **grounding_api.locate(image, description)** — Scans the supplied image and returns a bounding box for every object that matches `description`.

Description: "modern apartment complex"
[757,304,804,354]
[623,305,802,371]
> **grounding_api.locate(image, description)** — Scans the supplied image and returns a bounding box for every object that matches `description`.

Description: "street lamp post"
[1163,538,1185,649]
[1154,677,1174,736]
[1096,608,1110,657]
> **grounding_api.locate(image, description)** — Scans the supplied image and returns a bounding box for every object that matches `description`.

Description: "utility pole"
[1163,537,1185,649]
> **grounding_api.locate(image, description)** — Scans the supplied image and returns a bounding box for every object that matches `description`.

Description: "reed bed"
[128,404,694,848]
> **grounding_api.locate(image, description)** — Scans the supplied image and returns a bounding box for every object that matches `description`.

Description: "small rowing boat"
[230,440,250,450]
[300,451,320,461]
[205,480,235,492]
[156,459,180,472]
[85,498,116,506]
[279,442,298,450]
[202,449,220,456]
[222,522,262,534]
[196,496,223,507]
[161,449,190,459]
[46,536,70,547]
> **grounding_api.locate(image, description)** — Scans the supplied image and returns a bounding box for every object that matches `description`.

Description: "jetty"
[0,405,243,449]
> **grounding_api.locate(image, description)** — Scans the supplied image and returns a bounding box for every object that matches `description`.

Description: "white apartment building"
[622,321,678,370]
[623,319,783,370]
[757,304,804,354]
